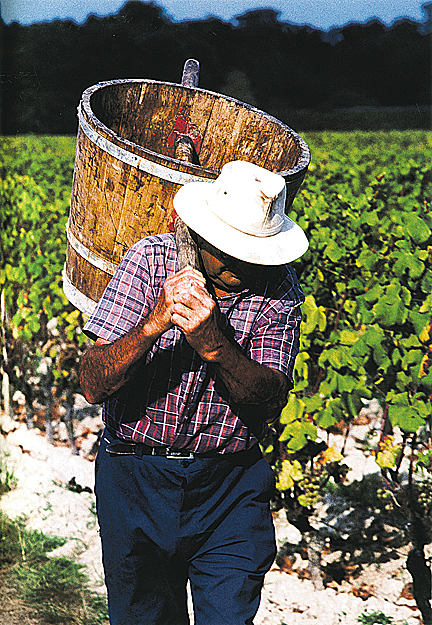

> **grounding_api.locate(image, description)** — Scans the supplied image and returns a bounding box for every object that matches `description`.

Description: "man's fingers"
[175,266,206,285]
[171,290,215,330]
[173,283,211,304]
[172,295,211,318]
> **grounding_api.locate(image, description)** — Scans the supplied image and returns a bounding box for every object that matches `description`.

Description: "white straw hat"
[173,160,309,265]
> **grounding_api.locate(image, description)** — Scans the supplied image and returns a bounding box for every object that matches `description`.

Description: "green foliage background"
[285,131,432,450]
[1,137,86,435]
[1,131,432,472]
[1,137,77,340]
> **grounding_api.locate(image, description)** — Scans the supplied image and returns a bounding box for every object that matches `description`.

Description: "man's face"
[196,235,255,296]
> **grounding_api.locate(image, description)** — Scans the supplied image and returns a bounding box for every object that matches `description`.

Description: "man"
[80,160,308,625]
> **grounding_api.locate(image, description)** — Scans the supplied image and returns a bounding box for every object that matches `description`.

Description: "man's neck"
[212,285,250,299]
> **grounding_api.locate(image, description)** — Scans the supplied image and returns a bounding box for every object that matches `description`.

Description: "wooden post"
[174,60,201,271]
[0,289,12,426]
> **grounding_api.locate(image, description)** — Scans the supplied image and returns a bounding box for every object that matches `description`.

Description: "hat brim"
[173,181,309,265]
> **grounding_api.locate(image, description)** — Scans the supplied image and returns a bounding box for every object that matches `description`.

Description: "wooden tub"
[63,78,310,314]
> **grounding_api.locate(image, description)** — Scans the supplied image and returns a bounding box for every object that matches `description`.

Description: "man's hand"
[171,280,225,361]
[148,266,207,335]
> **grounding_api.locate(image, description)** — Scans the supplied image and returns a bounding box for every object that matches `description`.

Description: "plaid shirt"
[84,234,304,454]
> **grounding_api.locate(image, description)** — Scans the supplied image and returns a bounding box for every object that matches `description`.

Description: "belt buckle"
[165,449,195,460]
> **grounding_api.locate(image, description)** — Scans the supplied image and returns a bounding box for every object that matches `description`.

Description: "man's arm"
[80,317,161,404]
[79,267,206,404]
[215,348,291,423]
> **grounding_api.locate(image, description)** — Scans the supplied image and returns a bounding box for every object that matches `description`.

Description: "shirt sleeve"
[248,276,304,383]
[83,241,155,342]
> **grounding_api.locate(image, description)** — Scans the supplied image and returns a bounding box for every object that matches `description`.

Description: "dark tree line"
[1,0,431,134]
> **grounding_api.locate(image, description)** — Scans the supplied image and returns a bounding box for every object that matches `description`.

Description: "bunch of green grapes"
[417,475,432,516]
[376,488,394,512]
[297,473,323,508]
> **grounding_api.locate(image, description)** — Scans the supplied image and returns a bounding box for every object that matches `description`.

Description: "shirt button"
[181,460,191,468]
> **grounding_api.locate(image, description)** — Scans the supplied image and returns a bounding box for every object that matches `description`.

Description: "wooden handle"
[174,61,201,271]
[181,59,200,88]
[175,135,195,162]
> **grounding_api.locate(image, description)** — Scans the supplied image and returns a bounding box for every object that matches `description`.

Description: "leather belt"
[104,437,261,464]
[105,439,197,459]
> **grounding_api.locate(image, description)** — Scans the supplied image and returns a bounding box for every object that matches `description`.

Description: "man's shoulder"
[263,264,302,298]
[123,233,177,269]
[129,232,176,256]
[112,233,177,282]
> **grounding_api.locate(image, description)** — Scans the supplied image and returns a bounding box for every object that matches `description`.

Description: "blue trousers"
[95,431,276,625]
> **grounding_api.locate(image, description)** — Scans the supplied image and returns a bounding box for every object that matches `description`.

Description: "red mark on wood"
[167,208,178,232]
[167,109,202,157]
